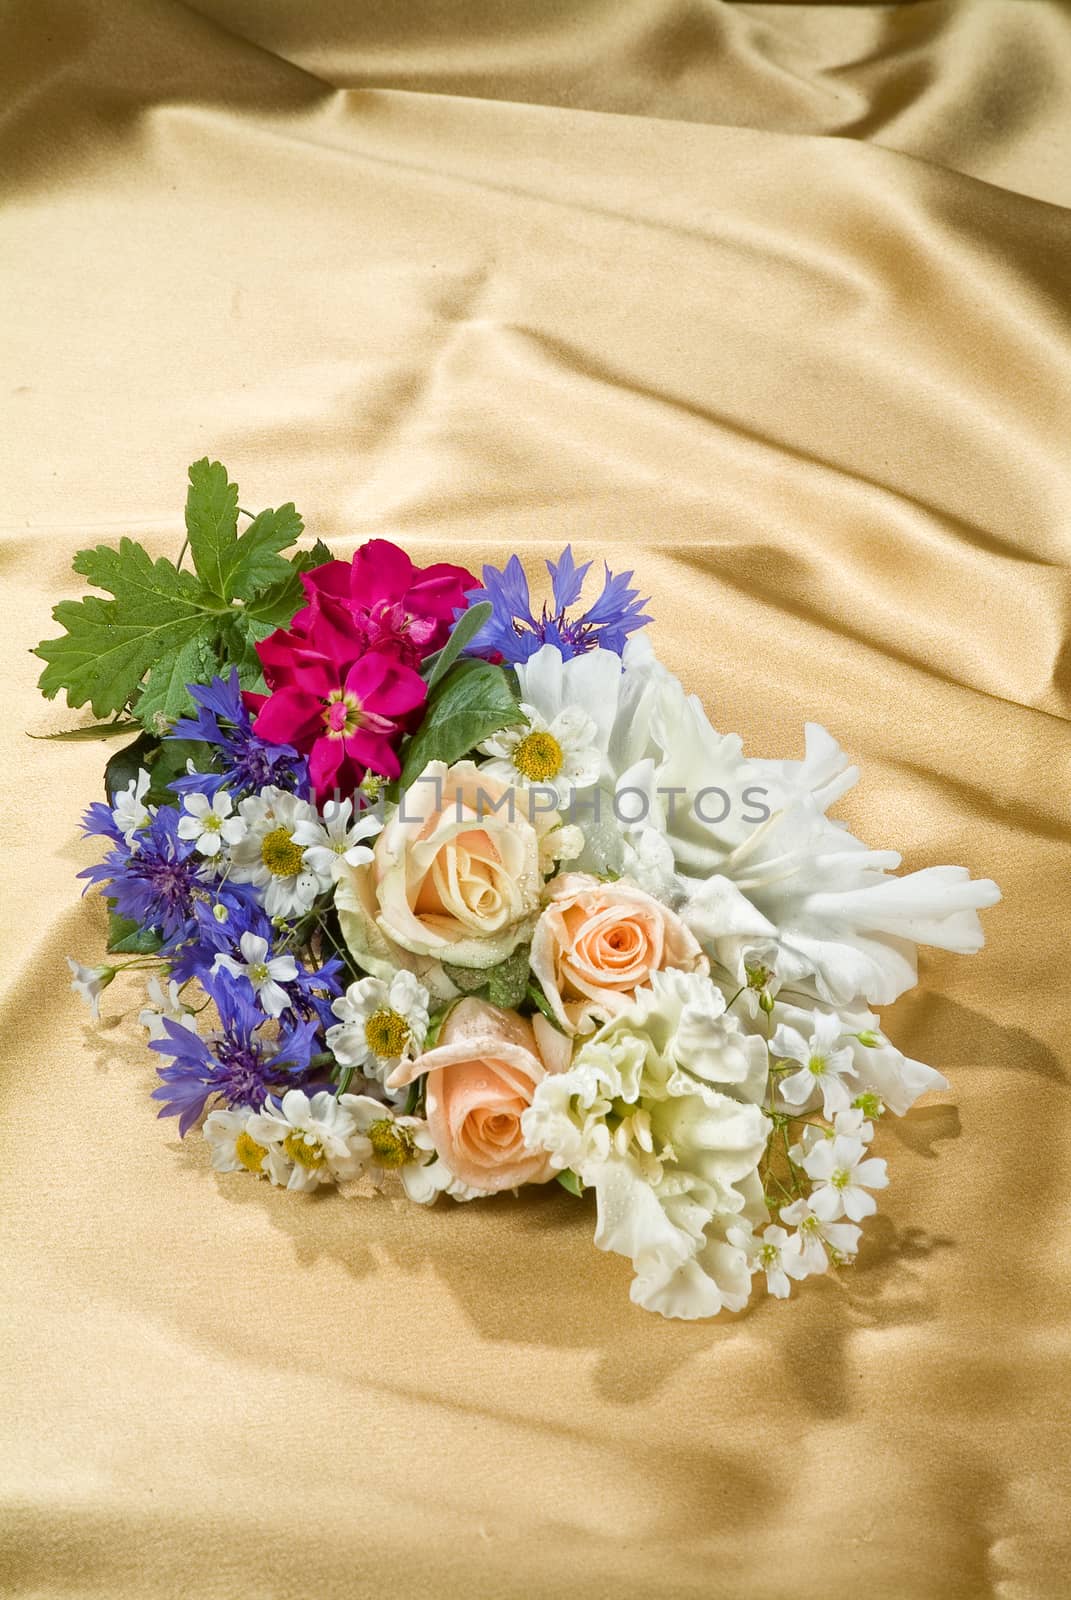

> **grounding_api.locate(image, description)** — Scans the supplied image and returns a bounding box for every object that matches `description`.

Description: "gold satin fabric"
[2,3,1069,1596]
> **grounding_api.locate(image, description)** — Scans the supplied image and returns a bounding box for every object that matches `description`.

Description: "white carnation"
[523,970,771,1321]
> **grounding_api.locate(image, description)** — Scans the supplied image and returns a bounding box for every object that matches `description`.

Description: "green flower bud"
[852,1091,885,1118]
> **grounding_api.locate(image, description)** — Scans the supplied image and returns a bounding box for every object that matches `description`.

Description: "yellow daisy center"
[283,1130,326,1169]
[512,729,564,782]
[260,826,305,878]
[364,1007,411,1060]
[234,1130,267,1173]
[367,1118,416,1169]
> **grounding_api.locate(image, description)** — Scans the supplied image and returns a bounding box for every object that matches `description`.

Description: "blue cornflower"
[166,899,344,1025]
[80,807,209,941]
[463,546,651,663]
[288,953,345,1030]
[170,670,310,800]
[150,968,321,1135]
[161,890,269,984]
[81,799,124,847]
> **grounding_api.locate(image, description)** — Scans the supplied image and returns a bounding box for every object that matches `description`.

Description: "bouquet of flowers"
[37,461,1001,1320]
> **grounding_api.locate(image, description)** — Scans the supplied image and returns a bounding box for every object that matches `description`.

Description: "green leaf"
[104,730,158,801]
[106,909,164,955]
[145,738,218,807]
[136,633,220,732]
[221,613,269,694]
[35,463,312,724]
[487,945,531,1009]
[186,459,304,602]
[399,659,524,790]
[242,539,335,630]
[421,601,493,690]
[35,538,222,719]
[556,1170,584,1198]
[185,458,239,599]
[423,999,461,1051]
[525,981,566,1031]
[28,721,140,742]
[227,504,303,599]
[440,961,489,995]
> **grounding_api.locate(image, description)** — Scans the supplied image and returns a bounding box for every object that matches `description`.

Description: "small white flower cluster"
[179,788,381,918]
[731,1107,889,1299]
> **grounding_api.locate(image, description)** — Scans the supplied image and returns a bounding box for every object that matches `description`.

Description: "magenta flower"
[297,539,476,669]
[251,646,425,797]
[250,540,475,799]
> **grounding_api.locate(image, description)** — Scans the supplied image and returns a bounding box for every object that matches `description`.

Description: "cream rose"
[336,761,546,994]
[530,872,708,1033]
[387,999,571,1192]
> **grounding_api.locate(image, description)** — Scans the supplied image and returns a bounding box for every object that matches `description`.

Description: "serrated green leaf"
[399,659,524,790]
[421,601,492,690]
[106,908,164,955]
[185,459,303,602]
[242,540,334,631]
[226,503,304,599]
[137,634,220,732]
[185,458,239,599]
[35,537,222,719]
[222,613,270,693]
[487,945,531,1009]
[35,464,312,724]
[28,721,140,742]
[303,538,334,568]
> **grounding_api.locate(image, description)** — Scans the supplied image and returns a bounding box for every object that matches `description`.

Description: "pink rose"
[530,871,708,1033]
[387,999,570,1193]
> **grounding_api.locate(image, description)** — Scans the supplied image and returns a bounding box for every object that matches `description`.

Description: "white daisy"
[801,1132,888,1222]
[112,768,154,848]
[203,1106,293,1184]
[139,974,198,1040]
[177,790,245,858]
[478,641,622,807]
[212,932,298,1019]
[228,786,329,918]
[339,1094,439,1200]
[327,971,430,1090]
[480,702,602,807]
[66,957,113,1018]
[246,1089,371,1193]
[772,1010,857,1118]
[291,798,382,882]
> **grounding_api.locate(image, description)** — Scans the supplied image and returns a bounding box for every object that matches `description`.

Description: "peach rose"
[335,761,547,997]
[387,999,570,1192]
[530,872,708,1033]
